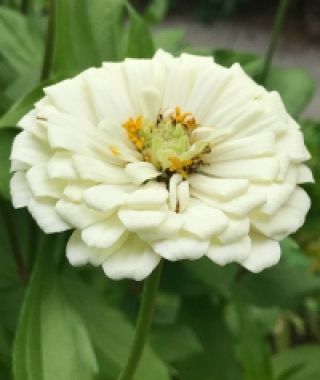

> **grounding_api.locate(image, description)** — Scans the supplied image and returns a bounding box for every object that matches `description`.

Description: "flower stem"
[117,262,163,380]
[20,0,29,14]
[41,0,55,81]
[259,0,291,84]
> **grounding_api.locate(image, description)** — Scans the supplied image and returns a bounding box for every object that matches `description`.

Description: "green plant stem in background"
[41,0,55,81]
[20,0,30,14]
[117,262,163,380]
[260,0,291,84]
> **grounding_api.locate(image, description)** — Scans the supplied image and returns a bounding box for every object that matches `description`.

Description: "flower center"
[122,107,211,180]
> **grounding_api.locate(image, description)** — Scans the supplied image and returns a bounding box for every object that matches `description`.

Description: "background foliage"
[0,0,319,379]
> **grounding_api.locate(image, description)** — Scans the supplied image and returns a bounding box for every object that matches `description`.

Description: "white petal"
[183,200,228,239]
[192,189,266,217]
[177,180,190,212]
[73,155,129,184]
[118,209,166,231]
[63,181,94,202]
[208,132,275,162]
[125,162,160,185]
[207,236,251,265]
[217,217,250,244]
[276,129,311,163]
[153,49,174,64]
[48,152,77,179]
[10,159,29,172]
[18,110,46,140]
[26,164,64,198]
[10,172,32,208]
[185,64,232,125]
[123,58,155,114]
[66,230,126,267]
[28,197,70,233]
[206,100,262,136]
[297,165,314,184]
[189,174,248,200]
[126,182,168,209]
[252,187,310,240]
[241,234,281,273]
[81,215,126,249]
[140,87,162,122]
[137,211,184,242]
[169,173,182,211]
[44,77,96,123]
[66,230,90,266]
[98,120,141,162]
[275,154,290,181]
[151,232,209,261]
[11,131,50,166]
[47,124,90,154]
[83,67,133,124]
[202,157,279,182]
[102,234,161,281]
[250,183,295,216]
[83,184,131,212]
[55,200,108,229]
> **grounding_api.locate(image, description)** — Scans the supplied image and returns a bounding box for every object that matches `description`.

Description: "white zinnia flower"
[10,50,312,280]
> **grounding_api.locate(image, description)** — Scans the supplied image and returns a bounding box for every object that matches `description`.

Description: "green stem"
[260,0,291,84]
[117,262,163,380]
[41,0,55,81]
[20,0,29,14]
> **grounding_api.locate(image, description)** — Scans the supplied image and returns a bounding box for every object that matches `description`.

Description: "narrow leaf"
[126,4,155,59]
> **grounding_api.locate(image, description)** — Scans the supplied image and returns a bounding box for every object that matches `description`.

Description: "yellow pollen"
[173,107,196,130]
[169,156,192,179]
[109,145,120,156]
[122,115,144,150]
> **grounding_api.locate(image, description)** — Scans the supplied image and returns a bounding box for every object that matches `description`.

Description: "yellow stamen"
[169,156,192,179]
[173,107,196,130]
[122,115,144,150]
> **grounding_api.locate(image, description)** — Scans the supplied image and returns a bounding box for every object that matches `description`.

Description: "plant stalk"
[260,0,291,84]
[117,262,163,380]
[20,0,30,14]
[41,0,55,81]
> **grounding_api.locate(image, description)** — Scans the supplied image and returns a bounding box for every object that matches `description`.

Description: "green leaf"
[0,82,47,129]
[162,259,236,297]
[235,301,274,380]
[126,4,155,59]
[235,245,320,309]
[153,27,186,54]
[41,280,98,380]
[151,323,202,362]
[265,67,315,118]
[144,0,168,23]
[88,0,126,61]
[177,296,241,380]
[273,345,320,380]
[64,274,170,380]
[13,236,98,380]
[213,49,263,78]
[0,6,43,73]
[183,258,237,297]
[0,128,17,198]
[51,0,101,77]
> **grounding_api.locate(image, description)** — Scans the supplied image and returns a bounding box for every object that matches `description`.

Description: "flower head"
[10,50,312,280]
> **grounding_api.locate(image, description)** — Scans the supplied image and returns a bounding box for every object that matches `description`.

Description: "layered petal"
[102,234,161,280]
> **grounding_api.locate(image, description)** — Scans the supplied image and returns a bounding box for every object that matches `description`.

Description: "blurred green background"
[0,1,320,380]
